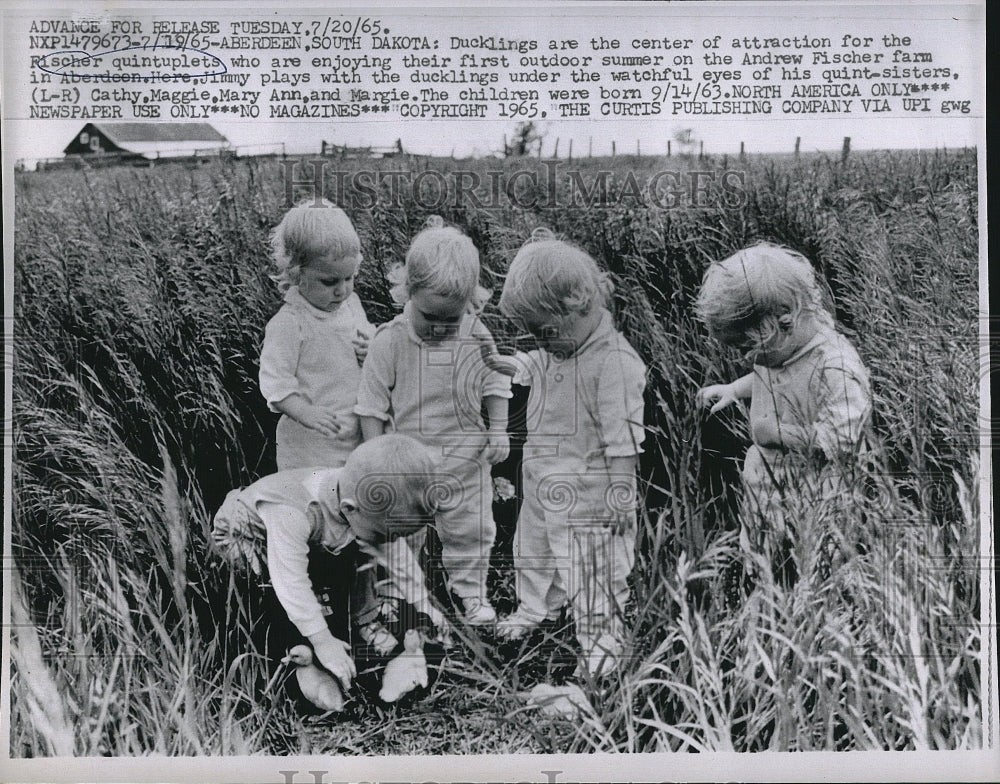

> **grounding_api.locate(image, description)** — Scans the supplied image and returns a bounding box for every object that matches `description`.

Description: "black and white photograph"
[1,1,994,781]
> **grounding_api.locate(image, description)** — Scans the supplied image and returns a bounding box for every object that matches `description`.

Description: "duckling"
[282,645,345,713]
[378,629,428,703]
[523,683,596,719]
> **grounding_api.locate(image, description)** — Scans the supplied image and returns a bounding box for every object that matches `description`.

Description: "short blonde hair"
[340,434,441,540]
[499,228,613,323]
[695,242,834,348]
[270,199,361,291]
[388,216,490,309]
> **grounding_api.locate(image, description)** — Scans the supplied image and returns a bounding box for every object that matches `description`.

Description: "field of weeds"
[10,148,984,755]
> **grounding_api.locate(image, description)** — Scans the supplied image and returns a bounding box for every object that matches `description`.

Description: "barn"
[62,123,231,165]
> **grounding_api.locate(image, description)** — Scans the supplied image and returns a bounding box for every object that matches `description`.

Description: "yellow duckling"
[378,629,428,703]
[282,645,345,713]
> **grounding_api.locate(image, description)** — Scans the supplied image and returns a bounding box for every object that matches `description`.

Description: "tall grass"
[11,149,981,753]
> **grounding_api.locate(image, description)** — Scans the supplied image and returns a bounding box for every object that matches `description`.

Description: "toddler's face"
[299,252,358,311]
[722,313,812,367]
[409,289,467,342]
[518,310,594,358]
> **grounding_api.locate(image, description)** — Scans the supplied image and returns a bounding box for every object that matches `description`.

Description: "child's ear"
[340,498,358,515]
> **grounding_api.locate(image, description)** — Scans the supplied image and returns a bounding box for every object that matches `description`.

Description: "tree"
[504,122,543,157]
[673,127,699,157]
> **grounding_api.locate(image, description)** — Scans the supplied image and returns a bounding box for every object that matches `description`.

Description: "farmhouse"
[62,122,230,164]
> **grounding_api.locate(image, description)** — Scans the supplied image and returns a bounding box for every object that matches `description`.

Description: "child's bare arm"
[359,415,386,441]
[470,316,521,378]
[354,329,394,439]
[604,454,639,535]
[351,329,370,364]
[696,372,753,413]
[274,394,342,437]
[262,310,342,430]
[481,395,510,465]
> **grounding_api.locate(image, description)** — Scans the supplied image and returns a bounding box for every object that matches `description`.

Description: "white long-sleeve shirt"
[238,467,433,640]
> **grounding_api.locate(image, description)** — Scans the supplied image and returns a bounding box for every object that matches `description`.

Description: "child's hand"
[297,405,342,437]
[603,461,637,536]
[352,330,370,364]
[696,383,739,414]
[312,637,356,689]
[482,431,510,465]
[605,509,634,536]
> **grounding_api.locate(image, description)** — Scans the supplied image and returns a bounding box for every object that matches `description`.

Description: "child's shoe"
[378,598,400,625]
[357,620,398,655]
[496,608,544,640]
[459,597,497,626]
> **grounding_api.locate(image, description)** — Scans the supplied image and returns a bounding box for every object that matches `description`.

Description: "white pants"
[431,451,496,601]
[513,463,635,642]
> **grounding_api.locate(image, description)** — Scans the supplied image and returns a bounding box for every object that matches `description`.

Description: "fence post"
[588,136,593,158]
[699,140,704,160]
[568,138,573,163]
[841,136,851,163]
[611,140,616,158]
[794,136,801,159]
[667,139,671,157]
[739,141,745,161]
[554,137,560,159]
[636,139,640,156]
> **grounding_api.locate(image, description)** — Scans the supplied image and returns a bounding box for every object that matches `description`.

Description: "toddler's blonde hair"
[270,199,361,291]
[695,242,834,349]
[499,228,613,323]
[388,216,490,309]
[340,433,442,541]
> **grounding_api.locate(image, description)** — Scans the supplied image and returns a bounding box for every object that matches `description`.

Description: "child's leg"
[788,467,848,586]
[347,547,399,654]
[742,479,802,586]
[578,524,635,636]
[567,520,635,677]
[499,481,564,637]
[434,455,496,618]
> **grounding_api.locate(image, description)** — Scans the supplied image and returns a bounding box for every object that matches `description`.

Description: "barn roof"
[90,123,228,145]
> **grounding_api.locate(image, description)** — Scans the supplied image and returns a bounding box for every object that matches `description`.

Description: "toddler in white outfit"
[695,243,872,582]
[489,229,646,678]
[260,199,374,471]
[356,216,512,626]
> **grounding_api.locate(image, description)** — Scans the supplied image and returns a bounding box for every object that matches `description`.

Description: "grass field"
[11,148,983,755]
